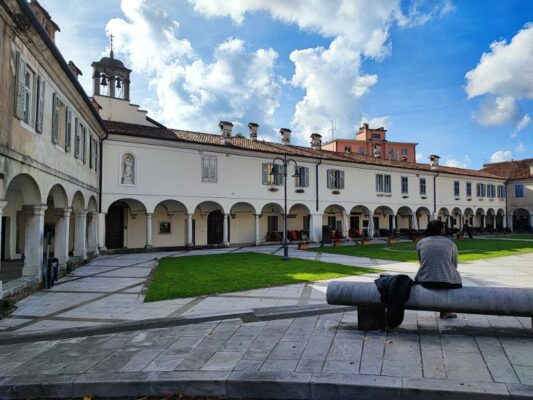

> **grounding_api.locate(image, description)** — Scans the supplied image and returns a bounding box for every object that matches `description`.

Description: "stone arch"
[194,201,225,246]
[512,208,531,232]
[286,203,311,242]
[47,184,69,209]
[373,205,395,236]
[396,206,415,232]
[43,184,69,264]
[151,200,189,248]
[322,204,347,240]
[415,206,431,230]
[348,205,371,237]
[71,191,86,212]
[105,198,148,249]
[451,207,463,229]
[228,202,257,245]
[2,174,44,279]
[474,208,486,229]
[87,196,98,212]
[261,203,285,243]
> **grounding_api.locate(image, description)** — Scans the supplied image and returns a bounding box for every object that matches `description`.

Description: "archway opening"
[513,208,531,233]
[349,205,371,238]
[105,198,147,249]
[260,203,284,243]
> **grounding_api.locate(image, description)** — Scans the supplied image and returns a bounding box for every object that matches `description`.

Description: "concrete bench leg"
[357,305,386,330]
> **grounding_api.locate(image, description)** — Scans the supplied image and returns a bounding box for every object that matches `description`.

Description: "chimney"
[280,128,291,145]
[219,121,233,145]
[68,61,82,80]
[429,154,440,168]
[248,122,259,141]
[310,133,322,150]
[29,0,60,43]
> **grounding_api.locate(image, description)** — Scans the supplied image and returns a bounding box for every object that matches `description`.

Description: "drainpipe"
[98,138,104,212]
[315,159,322,212]
[504,181,508,229]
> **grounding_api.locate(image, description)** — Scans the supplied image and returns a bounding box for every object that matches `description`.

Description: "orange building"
[322,123,417,163]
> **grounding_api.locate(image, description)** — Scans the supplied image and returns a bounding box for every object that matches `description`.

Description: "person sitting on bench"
[415,219,462,319]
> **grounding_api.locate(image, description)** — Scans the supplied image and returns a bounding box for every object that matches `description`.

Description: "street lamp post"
[271,154,299,260]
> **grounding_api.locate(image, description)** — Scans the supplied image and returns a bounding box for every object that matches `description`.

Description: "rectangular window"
[454,181,460,197]
[89,137,94,169]
[327,169,345,190]
[94,139,99,172]
[74,118,80,159]
[384,175,391,193]
[376,174,384,192]
[476,183,486,197]
[359,146,365,155]
[487,184,496,198]
[515,184,524,198]
[401,148,408,156]
[371,133,381,139]
[65,108,72,152]
[35,76,45,133]
[51,93,59,143]
[81,125,87,164]
[159,222,171,234]
[401,176,408,194]
[22,67,34,125]
[295,166,309,187]
[497,185,504,199]
[419,178,426,195]
[344,146,351,153]
[466,182,472,197]
[202,155,217,182]
[262,163,284,186]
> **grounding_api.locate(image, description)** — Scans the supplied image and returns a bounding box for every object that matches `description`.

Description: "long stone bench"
[326,281,533,330]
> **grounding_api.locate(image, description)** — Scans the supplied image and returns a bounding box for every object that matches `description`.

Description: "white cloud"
[444,155,470,168]
[475,96,521,126]
[360,115,391,129]
[466,24,533,100]
[512,113,531,136]
[416,152,424,162]
[106,0,280,133]
[466,24,533,128]
[515,142,526,153]
[188,0,453,140]
[489,150,513,163]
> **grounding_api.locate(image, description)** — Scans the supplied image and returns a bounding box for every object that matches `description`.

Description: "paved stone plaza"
[0,311,532,398]
[0,243,532,398]
[1,243,533,333]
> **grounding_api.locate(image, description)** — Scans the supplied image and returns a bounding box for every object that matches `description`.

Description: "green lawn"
[491,234,533,240]
[311,238,533,262]
[145,252,377,302]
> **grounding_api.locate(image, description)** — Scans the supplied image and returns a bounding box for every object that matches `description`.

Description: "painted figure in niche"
[122,154,134,184]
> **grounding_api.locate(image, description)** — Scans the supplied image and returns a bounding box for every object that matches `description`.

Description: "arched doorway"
[373,205,394,236]
[349,205,371,238]
[415,207,431,230]
[105,199,147,249]
[260,203,284,243]
[229,202,256,245]
[207,210,224,245]
[512,208,531,232]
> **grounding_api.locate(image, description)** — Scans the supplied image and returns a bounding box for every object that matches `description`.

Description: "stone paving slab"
[0,312,531,399]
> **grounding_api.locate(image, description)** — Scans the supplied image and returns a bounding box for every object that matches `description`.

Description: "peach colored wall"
[322,140,416,162]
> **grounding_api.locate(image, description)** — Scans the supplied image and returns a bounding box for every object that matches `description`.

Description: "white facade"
[0,0,105,298]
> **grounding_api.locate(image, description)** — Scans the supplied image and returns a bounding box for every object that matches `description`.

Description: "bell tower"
[91,35,131,101]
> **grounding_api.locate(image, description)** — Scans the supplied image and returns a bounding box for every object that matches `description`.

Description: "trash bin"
[46,258,59,288]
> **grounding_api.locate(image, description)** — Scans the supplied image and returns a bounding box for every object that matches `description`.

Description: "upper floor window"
[202,155,217,182]
[65,108,72,152]
[22,67,34,126]
[466,182,472,197]
[497,185,505,199]
[515,184,524,198]
[89,136,98,171]
[453,181,460,197]
[420,178,426,195]
[487,184,496,198]
[327,169,345,190]
[401,176,408,194]
[401,148,408,156]
[476,183,486,197]
[81,125,87,164]
[376,174,391,193]
[295,166,309,187]
[262,163,283,186]
[74,118,80,159]
[14,52,44,132]
[359,146,365,155]
[371,133,381,139]
[344,146,351,153]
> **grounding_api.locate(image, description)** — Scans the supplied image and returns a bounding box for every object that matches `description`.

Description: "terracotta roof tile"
[104,120,503,180]
[481,158,533,180]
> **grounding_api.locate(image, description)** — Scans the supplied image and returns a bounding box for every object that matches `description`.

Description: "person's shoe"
[440,312,458,319]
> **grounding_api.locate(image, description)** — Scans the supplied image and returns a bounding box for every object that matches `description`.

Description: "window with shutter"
[35,77,45,133]
[338,170,345,189]
[74,118,80,159]
[82,125,87,163]
[384,175,391,193]
[14,51,26,119]
[89,137,93,169]
[262,163,269,185]
[65,109,72,152]
[201,155,217,182]
[95,141,99,172]
[51,93,59,143]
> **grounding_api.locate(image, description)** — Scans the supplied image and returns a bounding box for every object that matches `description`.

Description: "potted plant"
[361,233,372,246]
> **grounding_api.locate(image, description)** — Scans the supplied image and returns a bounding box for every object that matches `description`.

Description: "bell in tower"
[91,35,132,101]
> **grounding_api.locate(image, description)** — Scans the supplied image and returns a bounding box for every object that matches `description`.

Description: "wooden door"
[207,210,223,244]
[106,204,124,249]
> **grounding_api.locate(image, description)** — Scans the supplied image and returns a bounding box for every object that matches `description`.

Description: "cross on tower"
[109,33,114,58]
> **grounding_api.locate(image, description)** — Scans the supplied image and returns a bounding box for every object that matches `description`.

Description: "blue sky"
[43,0,532,169]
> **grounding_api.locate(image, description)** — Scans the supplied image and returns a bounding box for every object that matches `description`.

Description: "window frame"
[419,177,426,195]
[295,166,309,188]
[453,181,460,197]
[466,182,472,198]
[327,169,345,190]
[22,66,35,126]
[159,221,172,235]
[202,155,218,183]
[401,176,408,194]
[515,184,524,199]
